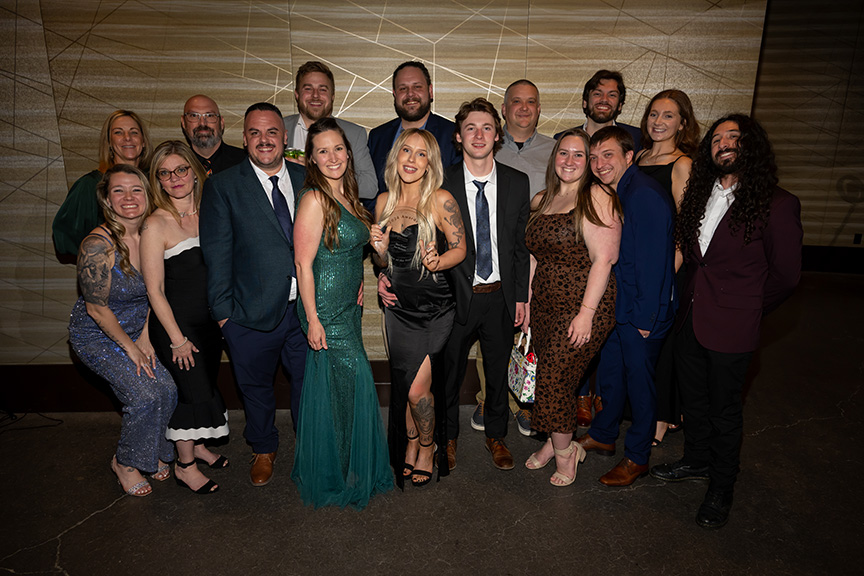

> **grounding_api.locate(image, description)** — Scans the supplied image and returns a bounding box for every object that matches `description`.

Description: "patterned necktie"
[473,180,492,281]
[270,175,296,276]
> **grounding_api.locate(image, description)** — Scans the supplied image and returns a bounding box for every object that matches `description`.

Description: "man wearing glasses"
[181,94,247,175]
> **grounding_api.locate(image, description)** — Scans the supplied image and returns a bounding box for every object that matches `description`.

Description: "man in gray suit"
[283,61,377,207]
[200,102,307,488]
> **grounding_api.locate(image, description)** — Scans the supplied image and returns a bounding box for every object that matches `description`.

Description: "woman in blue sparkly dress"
[68,164,177,497]
[291,118,393,509]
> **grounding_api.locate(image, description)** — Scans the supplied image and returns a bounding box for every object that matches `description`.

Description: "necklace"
[179,209,198,218]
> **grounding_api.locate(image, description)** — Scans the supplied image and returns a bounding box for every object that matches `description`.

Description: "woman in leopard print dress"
[523,128,621,487]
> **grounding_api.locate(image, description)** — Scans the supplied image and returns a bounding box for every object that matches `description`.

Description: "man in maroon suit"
[650,114,802,529]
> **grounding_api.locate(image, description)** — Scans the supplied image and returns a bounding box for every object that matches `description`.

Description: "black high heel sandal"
[174,460,219,495]
[411,439,435,488]
[403,432,419,478]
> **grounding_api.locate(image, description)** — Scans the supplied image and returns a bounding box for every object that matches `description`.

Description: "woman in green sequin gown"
[291,118,393,509]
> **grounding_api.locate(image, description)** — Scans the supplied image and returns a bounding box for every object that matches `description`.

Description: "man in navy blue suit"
[576,126,675,486]
[554,70,643,155]
[200,102,307,488]
[368,61,460,201]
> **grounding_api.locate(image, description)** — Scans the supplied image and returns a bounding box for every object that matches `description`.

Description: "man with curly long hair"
[650,114,802,529]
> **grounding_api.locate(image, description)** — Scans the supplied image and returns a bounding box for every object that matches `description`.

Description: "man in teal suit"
[200,102,307,487]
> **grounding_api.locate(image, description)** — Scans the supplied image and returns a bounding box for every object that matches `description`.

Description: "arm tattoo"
[77,237,112,306]
[443,198,464,250]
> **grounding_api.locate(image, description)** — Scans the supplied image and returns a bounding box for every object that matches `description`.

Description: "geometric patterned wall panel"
[0,0,767,364]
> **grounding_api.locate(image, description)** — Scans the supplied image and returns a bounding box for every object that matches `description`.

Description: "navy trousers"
[221,302,307,453]
[589,320,669,466]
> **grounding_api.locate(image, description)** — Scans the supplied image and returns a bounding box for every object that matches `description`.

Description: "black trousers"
[675,311,753,493]
[444,289,514,440]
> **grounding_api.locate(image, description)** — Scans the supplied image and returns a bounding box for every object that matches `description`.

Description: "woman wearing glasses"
[140,140,229,495]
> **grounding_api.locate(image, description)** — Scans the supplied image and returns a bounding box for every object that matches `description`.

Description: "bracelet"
[169,336,188,349]
[581,303,597,312]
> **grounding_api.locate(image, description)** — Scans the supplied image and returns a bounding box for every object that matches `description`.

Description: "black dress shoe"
[696,489,733,529]
[650,459,709,482]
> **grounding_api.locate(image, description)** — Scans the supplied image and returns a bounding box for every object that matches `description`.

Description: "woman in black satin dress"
[370,129,466,488]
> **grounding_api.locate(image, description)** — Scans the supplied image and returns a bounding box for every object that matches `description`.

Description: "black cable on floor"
[0,412,64,436]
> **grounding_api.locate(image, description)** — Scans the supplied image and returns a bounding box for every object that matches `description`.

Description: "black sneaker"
[470,402,485,431]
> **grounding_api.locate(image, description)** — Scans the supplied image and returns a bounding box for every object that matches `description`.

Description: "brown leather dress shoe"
[445,439,457,470]
[250,452,276,486]
[575,433,616,456]
[599,457,649,486]
[485,438,515,470]
[576,395,593,427]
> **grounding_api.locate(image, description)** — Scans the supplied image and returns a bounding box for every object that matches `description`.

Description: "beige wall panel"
[1,0,774,364]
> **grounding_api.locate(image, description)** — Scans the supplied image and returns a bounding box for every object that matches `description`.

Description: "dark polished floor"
[1,272,861,576]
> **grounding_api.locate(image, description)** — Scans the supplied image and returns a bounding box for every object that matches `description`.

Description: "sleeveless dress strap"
[84,225,115,247]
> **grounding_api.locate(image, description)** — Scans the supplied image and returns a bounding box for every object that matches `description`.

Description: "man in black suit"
[199,102,307,488]
[442,98,530,471]
[181,94,247,175]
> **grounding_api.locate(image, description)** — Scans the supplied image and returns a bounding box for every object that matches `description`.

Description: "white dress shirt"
[462,163,501,285]
[697,179,737,256]
[292,116,309,151]
[249,158,298,300]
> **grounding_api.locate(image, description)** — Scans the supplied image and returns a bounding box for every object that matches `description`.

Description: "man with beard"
[200,102,307,488]
[554,70,642,154]
[368,61,460,197]
[181,95,247,175]
[576,126,675,487]
[282,61,377,207]
[650,114,802,529]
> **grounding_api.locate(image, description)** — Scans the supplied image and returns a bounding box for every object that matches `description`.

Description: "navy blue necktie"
[473,180,492,281]
[270,175,296,276]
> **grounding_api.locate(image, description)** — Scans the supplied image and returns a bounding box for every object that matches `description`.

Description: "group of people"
[56,61,803,527]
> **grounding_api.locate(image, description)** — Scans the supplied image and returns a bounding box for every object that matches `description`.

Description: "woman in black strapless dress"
[634,90,700,445]
[370,129,466,488]
[141,141,229,495]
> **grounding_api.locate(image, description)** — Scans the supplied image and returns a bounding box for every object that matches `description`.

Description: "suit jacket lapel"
[495,162,507,248]
[452,172,476,256]
[703,199,737,259]
[241,162,287,241]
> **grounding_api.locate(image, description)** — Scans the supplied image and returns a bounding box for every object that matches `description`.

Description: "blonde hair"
[96,164,151,276]
[98,110,152,172]
[380,129,444,275]
[147,140,207,224]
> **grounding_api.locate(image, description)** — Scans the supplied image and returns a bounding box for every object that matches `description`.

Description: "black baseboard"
[0,360,481,413]
[802,245,863,274]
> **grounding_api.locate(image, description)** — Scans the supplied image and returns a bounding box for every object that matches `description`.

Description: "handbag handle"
[516,328,531,353]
